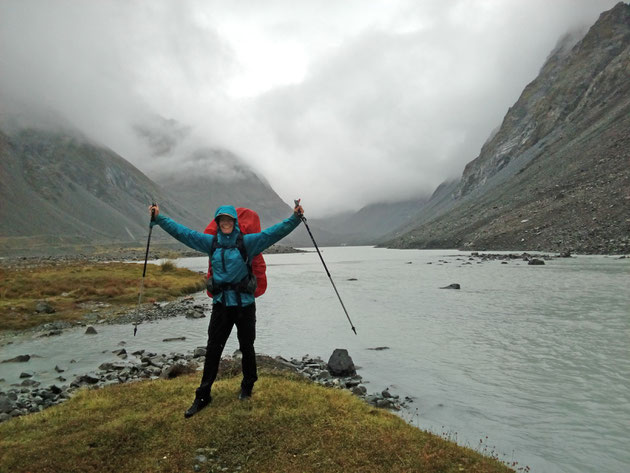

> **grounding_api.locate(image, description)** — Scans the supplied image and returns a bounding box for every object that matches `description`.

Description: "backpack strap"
[210,233,248,265]
[236,233,249,266]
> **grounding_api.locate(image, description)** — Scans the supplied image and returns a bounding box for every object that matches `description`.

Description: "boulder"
[76,374,100,384]
[41,330,62,337]
[528,259,545,265]
[327,349,356,377]
[85,326,98,335]
[193,347,207,358]
[163,337,186,342]
[99,362,126,371]
[440,283,461,289]
[185,307,206,319]
[35,301,55,314]
[0,395,13,414]
[160,362,197,379]
[21,379,40,387]
[1,354,30,363]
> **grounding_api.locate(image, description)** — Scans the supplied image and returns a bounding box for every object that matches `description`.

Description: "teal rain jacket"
[152,205,301,307]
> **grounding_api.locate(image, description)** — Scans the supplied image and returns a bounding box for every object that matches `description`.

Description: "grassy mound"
[0,261,205,331]
[0,372,514,473]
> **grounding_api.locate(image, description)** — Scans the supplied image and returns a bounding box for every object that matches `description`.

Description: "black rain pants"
[196,301,257,398]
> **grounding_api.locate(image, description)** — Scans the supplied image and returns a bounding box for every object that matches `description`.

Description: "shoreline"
[0,294,212,348]
[0,346,407,424]
[0,243,306,267]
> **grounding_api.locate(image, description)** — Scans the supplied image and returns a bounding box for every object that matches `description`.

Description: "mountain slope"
[150,148,359,247]
[151,148,294,230]
[0,128,204,251]
[385,2,630,254]
[311,195,431,245]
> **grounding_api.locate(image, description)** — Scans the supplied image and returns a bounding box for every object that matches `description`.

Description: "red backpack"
[203,207,268,298]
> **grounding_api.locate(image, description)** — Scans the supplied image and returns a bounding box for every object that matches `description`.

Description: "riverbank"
[0,345,408,424]
[0,243,305,267]
[0,357,516,473]
[0,260,207,333]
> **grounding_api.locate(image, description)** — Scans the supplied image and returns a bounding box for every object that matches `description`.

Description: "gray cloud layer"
[0,0,620,215]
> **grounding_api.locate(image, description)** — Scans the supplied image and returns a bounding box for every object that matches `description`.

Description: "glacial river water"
[1,247,628,472]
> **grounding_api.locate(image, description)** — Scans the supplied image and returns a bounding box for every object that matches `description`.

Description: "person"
[148,201,304,418]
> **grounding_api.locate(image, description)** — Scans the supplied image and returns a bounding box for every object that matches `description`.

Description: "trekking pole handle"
[150,201,157,223]
[293,199,305,221]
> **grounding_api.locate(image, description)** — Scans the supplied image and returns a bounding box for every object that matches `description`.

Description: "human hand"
[293,199,304,217]
[149,203,160,220]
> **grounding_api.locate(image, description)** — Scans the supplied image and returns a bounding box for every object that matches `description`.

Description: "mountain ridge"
[0,128,205,252]
[384,2,630,254]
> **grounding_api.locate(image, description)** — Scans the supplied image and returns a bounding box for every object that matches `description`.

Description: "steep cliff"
[386,2,630,254]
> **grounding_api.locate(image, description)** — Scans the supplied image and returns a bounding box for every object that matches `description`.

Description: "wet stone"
[327,348,356,377]
[2,354,31,363]
[21,379,40,387]
[193,347,206,358]
[35,301,55,314]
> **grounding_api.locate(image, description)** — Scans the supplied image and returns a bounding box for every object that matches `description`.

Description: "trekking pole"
[294,199,357,335]
[134,202,157,336]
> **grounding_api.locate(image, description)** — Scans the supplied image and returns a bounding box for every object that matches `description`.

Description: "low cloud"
[0,0,619,215]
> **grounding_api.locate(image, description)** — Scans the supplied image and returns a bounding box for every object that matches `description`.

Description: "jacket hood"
[214,205,240,237]
[214,205,238,222]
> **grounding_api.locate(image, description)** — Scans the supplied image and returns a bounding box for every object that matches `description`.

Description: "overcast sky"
[0,0,621,216]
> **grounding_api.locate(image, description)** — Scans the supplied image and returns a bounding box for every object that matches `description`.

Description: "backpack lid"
[205,207,261,235]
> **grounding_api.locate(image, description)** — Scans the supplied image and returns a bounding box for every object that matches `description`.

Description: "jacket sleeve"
[244,214,301,256]
[152,215,214,254]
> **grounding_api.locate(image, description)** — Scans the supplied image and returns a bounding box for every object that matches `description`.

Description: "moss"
[0,262,205,332]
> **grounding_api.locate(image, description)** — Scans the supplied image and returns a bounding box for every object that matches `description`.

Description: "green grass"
[0,372,514,473]
[0,262,205,331]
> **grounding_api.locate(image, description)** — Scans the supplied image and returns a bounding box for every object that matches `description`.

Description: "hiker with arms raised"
[149,201,304,418]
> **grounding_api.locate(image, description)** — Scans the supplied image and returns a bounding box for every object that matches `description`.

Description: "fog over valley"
[0,0,619,216]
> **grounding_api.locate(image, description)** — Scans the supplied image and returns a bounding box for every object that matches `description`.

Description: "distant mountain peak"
[454,2,630,200]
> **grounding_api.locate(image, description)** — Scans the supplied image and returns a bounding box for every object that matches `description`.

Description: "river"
[1,247,628,472]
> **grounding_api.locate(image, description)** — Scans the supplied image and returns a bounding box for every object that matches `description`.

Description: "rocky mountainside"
[0,126,340,253]
[0,128,205,253]
[385,2,630,254]
[311,196,431,245]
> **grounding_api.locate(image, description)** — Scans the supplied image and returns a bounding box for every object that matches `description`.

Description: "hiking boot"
[238,385,253,400]
[184,394,211,418]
